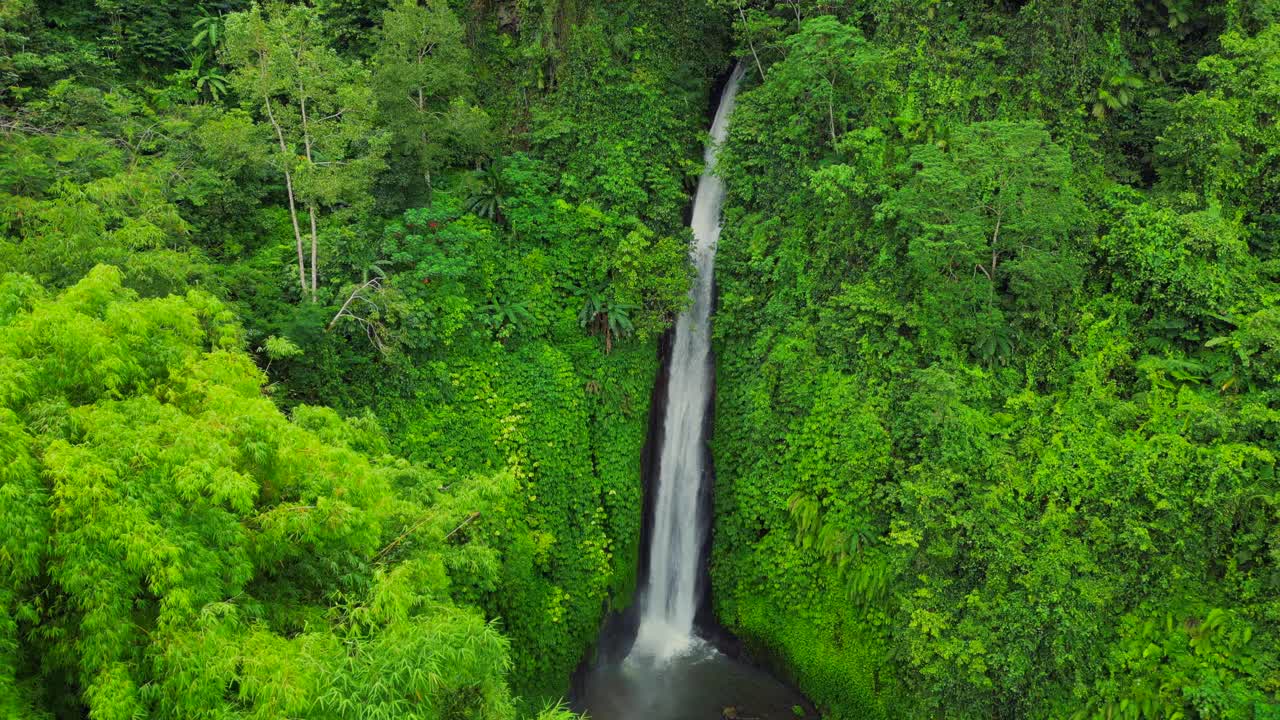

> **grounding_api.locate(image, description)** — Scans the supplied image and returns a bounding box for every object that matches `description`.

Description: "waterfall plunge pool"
[574,639,817,720]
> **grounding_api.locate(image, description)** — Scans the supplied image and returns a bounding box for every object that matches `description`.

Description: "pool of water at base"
[572,640,818,720]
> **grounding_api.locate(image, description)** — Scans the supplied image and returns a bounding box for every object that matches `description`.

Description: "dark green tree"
[372,0,491,199]
[886,121,1088,336]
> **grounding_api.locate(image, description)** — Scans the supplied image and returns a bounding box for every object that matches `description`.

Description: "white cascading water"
[629,63,747,663]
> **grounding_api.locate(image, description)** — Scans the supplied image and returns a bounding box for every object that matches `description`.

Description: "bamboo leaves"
[0,269,541,718]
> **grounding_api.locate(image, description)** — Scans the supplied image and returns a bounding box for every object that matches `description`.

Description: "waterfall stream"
[629,62,747,662]
[572,64,814,720]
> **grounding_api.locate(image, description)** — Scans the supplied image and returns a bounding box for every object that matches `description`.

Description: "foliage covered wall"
[0,0,726,715]
[710,1,1280,718]
[0,266,586,719]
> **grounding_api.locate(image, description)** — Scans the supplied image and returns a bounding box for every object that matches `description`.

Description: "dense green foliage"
[710,2,1280,718]
[0,266,587,719]
[4,0,1280,717]
[1,0,726,716]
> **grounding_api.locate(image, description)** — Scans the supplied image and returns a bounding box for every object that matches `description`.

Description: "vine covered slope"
[711,2,1280,718]
[0,0,725,715]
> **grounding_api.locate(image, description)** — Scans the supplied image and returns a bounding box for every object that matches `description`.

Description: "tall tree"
[224,3,387,302]
[774,15,879,146]
[373,0,491,199]
[886,121,1088,331]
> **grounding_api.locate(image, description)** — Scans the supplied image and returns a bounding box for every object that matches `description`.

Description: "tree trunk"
[827,81,837,145]
[788,0,802,23]
[264,95,308,296]
[308,205,320,302]
[299,81,319,301]
[738,3,766,81]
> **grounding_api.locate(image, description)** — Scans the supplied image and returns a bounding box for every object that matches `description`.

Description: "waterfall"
[571,65,813,719]
[629,63,746,663]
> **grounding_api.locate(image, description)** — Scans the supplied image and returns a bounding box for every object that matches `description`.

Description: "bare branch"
[327,278,390,352]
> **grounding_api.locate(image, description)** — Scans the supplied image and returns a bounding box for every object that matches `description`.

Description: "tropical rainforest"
[0,0,1277,718]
